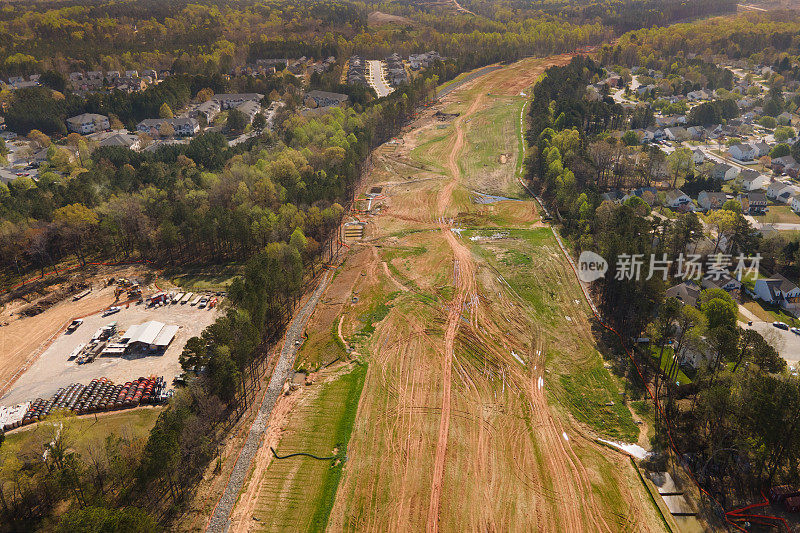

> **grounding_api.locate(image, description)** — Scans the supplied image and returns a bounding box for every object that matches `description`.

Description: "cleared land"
[225,56,667,532]
[0,265,152,397]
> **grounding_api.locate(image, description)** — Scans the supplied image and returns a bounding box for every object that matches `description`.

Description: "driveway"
[738,304,800,363]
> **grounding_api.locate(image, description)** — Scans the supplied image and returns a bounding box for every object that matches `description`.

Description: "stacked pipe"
[18,376,167,426]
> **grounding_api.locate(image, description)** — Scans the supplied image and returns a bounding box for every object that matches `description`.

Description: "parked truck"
[180,292,194,304]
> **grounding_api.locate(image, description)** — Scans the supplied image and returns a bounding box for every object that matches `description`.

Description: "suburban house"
[792,195,800,213]
[644,127,665,142]
[737,169,768,191]
[664,127,689,141]
[210,93,264,110]
[600,190,625,203]
[622,186,658,206]
[739,192,768,215]
[755,274,800,312]
[729,143,757,161]
[665,280,701,307]
[687,89,711,101]
[305,90,349,108]
[687,126,706,140]
[701,273,742,300]
[136,117,199,137]
[408,51,442,70]
[767,181,800,204]
[771,155,798,174]
[665,189,693,210]
[692,149,705,164]
[751,142,770,158]
[98,133,141,151]
[66,113,110,134]
[712,163,740,181]
[698,191,728,211]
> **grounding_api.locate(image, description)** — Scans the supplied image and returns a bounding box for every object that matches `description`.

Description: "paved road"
[206,269,334,533]
[367,60,393,98]
[738,304,800,363]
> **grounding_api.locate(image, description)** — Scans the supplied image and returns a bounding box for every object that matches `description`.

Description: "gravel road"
[206,269,334,533]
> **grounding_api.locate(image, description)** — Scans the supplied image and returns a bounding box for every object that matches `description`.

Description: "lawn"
[742,299,800,326]
[754,205,800,224]
[649,345,692,385]
[251,363,367,532]
[1,407,162,461]
[460,95,525,196]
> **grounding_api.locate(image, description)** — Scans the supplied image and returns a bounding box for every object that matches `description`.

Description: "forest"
[526,55,800,511]
[602,10,800,81]
[0,0,612,78]
[0,57,443,530]
[460,0,736,32]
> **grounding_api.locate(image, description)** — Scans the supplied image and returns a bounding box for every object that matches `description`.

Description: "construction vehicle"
[128,284,141,298]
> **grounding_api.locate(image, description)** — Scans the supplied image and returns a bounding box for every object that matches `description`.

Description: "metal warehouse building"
[120,321,179,352]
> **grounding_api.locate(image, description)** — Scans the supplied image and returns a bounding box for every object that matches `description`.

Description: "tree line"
[526,56,800,505]
[0,58,446,531]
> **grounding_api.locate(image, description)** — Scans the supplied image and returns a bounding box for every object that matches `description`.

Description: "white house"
[755,274,800,312]
[665,189,693,210]
[664,127,689,141]
[752,142,771,158]
[66,113,110,134]
[791,195,800,213]
[729,143,757,161]
[767,181,800,203]
[737,170,769,191]
[712,163,740,181]
[692,149,705,164]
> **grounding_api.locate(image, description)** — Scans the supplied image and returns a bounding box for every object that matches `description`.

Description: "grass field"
[754,205,800,224]
[460,95,525,197]
[166,264,241,292]
[1,408,161,461]
[470,227,640,441]
[250,363,367,532]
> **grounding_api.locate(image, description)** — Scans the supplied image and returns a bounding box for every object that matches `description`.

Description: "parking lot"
[0,299,218,406]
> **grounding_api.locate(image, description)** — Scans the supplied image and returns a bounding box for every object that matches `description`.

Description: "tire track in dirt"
[425,53,637,533]
[425,87,483,533]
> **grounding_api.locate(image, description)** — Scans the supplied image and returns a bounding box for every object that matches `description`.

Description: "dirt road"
[426,91,482,533]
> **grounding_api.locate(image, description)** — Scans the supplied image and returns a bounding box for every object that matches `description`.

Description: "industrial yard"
[0,289,219,408]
